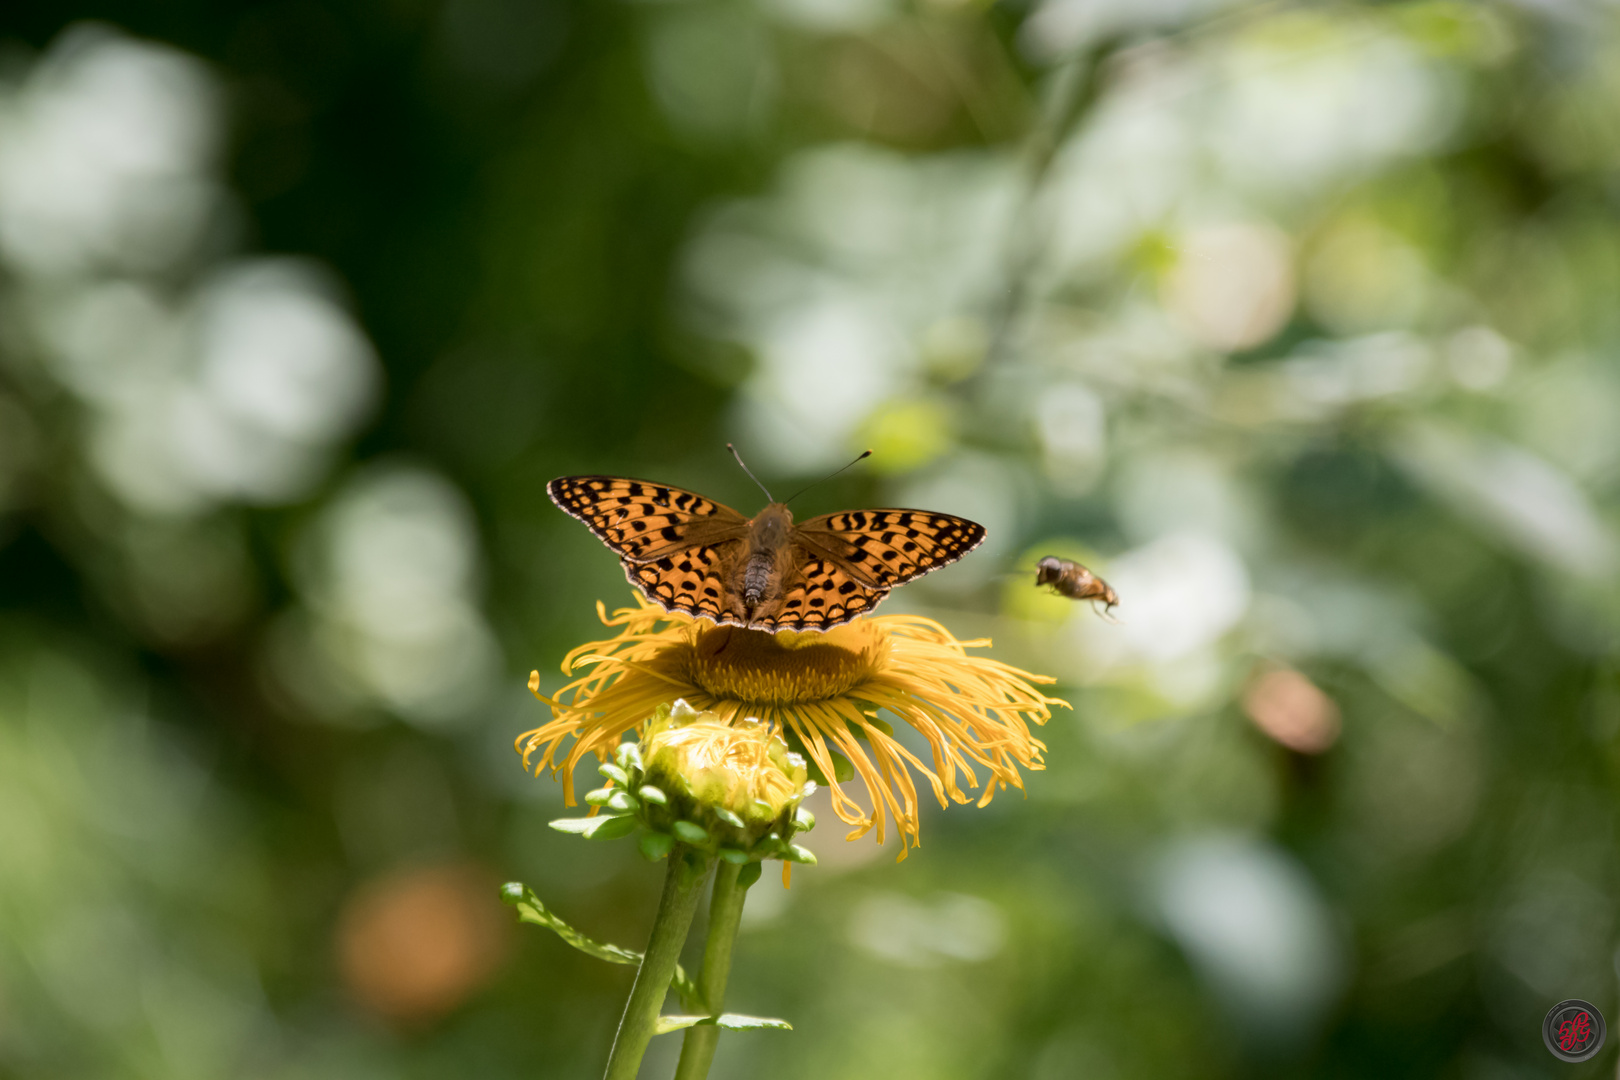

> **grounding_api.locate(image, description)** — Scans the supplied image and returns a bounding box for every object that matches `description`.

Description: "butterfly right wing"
[548,476,749,563]
[794,508,986,589]
[624,543,740,624]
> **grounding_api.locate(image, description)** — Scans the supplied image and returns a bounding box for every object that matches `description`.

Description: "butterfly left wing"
[548,476,749,563]
[794,508,987,590]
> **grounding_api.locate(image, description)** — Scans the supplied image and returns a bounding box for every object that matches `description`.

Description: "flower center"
[683,622,882,705]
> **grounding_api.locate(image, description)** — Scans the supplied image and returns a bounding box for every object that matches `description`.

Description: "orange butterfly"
[548,451,985,632]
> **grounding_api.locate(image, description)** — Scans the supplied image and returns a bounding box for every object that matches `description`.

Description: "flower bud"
[641,700,810,852]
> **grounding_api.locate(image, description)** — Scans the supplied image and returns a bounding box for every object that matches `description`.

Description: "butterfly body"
[739,503,791,611]
[549,475,985,633]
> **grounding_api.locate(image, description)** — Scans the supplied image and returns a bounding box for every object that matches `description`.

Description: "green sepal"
[857,710,895,738]
[588,814,638,841]
[552,813,637,840]
[717,847,749,865]
[653,1014,793,1035]
[783,731,852,784]
[713,807,746,830]
[785,844,817,864]
[736,862,763,890]
[604,790,639,814]
[584,787,615,807]
[793,807,816,832]
[550,815,607,836]
[639,831,674,862]
[638,785,668,805]
[615,741,644,773]
[672,821,710,845]
[599,762,631,786]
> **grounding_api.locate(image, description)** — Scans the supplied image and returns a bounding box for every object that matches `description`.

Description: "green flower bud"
[638,699,811,858]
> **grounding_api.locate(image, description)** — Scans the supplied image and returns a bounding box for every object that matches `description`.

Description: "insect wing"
[625,542,735,622]
[755,556,887,632]
[796,509,986,589]
[548,476,748,563]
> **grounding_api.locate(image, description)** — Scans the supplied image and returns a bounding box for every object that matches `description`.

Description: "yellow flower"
[518,594,1066,856]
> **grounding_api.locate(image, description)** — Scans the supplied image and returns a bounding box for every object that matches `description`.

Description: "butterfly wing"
[753,555,888,632]
[548,476,749,563]
[757,508,986,631]
[795,508,986,589]
[625,543,739,623]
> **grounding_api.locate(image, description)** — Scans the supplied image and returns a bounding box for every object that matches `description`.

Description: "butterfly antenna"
[727,443,775,503]
[784,449,873,506]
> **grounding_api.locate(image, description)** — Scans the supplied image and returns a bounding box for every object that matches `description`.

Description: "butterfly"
[548,464,985,632]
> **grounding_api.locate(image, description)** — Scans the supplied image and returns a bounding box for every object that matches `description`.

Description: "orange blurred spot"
[1243,666,1341,754]
[336,862,507,1025]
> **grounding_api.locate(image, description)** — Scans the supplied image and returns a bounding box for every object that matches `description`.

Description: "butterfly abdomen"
[739,503,794,613]
[742,552,774,608]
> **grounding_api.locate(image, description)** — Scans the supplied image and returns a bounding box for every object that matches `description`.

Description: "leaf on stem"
[499,882,704,1008]
[652,1014,793,1035]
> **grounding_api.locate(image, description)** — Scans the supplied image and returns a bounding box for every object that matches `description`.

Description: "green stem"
[672,861,749,1080]
[603,849,708,1080]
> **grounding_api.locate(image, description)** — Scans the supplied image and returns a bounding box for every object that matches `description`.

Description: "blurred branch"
[982,38,1122,373]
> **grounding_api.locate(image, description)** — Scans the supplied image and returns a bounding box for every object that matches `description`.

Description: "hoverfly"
[1034,556,1119,620]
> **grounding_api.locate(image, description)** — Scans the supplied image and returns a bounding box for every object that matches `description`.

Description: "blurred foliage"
[2,0,1620,1078]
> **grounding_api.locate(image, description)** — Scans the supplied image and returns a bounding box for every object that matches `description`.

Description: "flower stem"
[603,849,708,1080]
[672,860,748,1080]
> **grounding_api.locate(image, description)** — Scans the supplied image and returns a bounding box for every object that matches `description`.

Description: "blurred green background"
[2,0,1619,1077]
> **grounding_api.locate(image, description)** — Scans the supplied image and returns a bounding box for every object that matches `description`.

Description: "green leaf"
[637,785,668,805]
[653,1014,793,1035]
[712,1014,793,1031]
[639,830,674,861]
[672,820,710,845]
[549,816,602,835]
[501,883,702,1007]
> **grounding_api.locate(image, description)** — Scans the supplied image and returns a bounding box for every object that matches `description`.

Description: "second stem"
[672,861,749,1080]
